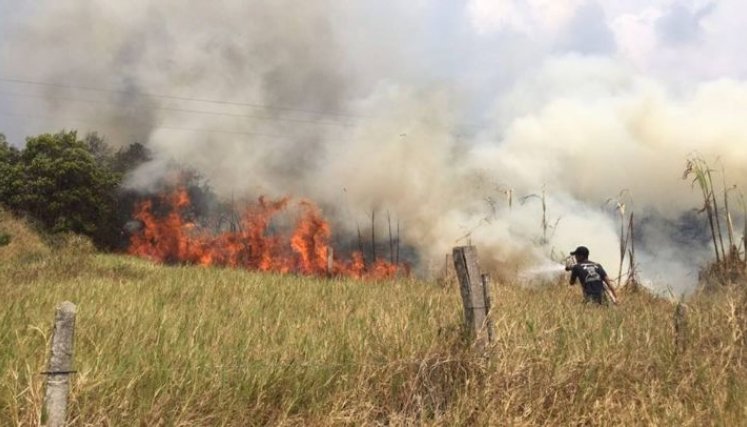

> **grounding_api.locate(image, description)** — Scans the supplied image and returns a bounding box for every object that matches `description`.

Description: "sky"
[1,1,743,137]
[2,0,744,143]
[0,0,745,292]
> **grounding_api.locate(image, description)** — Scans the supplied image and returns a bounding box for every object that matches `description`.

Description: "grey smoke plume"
[1,1,746,293]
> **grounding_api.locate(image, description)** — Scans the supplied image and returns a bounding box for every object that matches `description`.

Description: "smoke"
[1,1,746,293]
[469,56,747,291]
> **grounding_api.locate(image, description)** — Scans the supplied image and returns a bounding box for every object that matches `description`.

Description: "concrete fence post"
[42,301,77,427]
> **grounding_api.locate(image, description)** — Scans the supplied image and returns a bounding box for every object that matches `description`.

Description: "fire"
[128,189,406,279]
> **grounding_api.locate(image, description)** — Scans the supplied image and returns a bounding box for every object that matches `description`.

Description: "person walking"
[565,246,618,305]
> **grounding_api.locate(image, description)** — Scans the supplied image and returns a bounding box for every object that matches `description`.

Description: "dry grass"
[0,210,50,262]
[3,246,747,425]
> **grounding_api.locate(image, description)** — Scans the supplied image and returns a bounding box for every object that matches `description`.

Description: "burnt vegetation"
[0,130,412,276]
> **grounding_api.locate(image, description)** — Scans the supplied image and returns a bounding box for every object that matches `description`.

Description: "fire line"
[128,189,405,280]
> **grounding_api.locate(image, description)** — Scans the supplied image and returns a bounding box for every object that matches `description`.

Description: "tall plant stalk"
[607,190,632,287]
[738,192,747,259]
[721,164,738,258]
[705,167,727,259]
[387,211,394,264]
[626,212,639,286]
[684,157,721,264]
[617,202,625,286]
[521,187,549,246]
[684,157,747,281]
[371,209,376,263]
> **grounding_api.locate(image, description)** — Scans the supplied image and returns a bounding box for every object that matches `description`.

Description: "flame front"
[128,189,405,279]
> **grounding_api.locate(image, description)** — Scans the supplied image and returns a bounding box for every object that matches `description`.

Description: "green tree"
[0,130,219,250]
[7,131,120,246]
[112,141,150,175]
[0,134,21,207]
[84,132,114,168]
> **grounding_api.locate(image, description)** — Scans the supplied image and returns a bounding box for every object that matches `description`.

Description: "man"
[565,246,618,305]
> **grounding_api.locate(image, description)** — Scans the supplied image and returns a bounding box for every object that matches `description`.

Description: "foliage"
[0,131,120,247]
[0,134,20,207]
[0,130,178,249]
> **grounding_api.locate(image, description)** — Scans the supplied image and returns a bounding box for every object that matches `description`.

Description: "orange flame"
[128,189,405,280]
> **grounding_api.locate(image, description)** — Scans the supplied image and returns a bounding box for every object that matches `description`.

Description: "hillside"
[2,228,747,425]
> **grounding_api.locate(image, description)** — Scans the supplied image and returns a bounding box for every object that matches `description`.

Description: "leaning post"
[42,301,77,427]
[452,246,493,349]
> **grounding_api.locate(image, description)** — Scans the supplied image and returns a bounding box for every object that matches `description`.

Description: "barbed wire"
[39,357,481,375]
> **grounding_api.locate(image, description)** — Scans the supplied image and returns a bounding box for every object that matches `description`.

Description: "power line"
[0,90,355,129]
[0,76,363,121]
[0,110,297,140]
[0,77,487,137]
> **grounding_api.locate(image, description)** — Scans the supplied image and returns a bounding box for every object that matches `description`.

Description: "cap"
[570,246,589,257]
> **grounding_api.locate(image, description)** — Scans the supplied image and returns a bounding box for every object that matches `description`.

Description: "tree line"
[0,130,208,250]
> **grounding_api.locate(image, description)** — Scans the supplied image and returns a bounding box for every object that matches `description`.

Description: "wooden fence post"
[674,302,689,353]
[42,301,76,427]
[440,253,456,288]
[452,246,493,349]
[481,273,494,343]
[327,248,334,274]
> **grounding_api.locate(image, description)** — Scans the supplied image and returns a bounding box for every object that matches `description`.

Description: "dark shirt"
[570,261,607,295]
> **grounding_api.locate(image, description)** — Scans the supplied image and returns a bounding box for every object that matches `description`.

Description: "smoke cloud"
[1,0,746,293]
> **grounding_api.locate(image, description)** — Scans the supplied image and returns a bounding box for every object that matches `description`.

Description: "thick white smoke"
[1,1,746,293]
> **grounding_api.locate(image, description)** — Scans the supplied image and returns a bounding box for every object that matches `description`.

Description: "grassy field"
[3,217,747,425]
